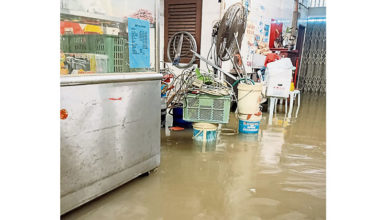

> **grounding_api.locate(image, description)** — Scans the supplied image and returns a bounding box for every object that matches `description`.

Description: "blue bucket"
[193,123,218,142]
[239,120,260,134]
[173,107,192,128]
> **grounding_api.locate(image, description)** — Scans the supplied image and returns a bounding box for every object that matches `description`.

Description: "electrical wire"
[163,3,255,122]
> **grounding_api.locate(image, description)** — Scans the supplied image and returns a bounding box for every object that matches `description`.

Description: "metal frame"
[61,73,162,86]
[191,50,237,81]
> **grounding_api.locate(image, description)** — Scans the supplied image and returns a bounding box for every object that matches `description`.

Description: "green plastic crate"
[60,35,69,52]
[113,37,130,72]
[60,34,129,72]
[183,94,231,124]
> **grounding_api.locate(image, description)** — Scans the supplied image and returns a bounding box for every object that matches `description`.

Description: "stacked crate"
[60,34,130,73]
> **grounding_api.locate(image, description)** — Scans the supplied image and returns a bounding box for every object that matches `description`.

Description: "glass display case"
[60,0,162,215]
[60,0,159,75]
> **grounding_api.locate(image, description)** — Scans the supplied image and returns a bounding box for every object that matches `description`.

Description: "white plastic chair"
[287,90,301,118]
[268,90,301,125]
[268,97,288,125]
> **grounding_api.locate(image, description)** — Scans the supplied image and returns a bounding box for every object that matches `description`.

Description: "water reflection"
[62,94,326,220]
[193,140,217,152]
[258,128,284,174]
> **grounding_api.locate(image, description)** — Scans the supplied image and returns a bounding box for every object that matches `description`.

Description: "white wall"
[159,0,296,75]
[199,0,222,70]
[220,0,295,73]
[159,0,165,69]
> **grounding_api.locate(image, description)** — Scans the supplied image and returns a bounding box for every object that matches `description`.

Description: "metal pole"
[233,32,248,83]
[296,24,308,89]
[291,0,299,44]
[191,50,237,81]
[155,0,160,73]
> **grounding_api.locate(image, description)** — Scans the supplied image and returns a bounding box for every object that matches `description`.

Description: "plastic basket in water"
[60,34,129,72]
[183,94,231,124]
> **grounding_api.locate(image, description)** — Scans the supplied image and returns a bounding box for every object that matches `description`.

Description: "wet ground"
[62,94,326,220]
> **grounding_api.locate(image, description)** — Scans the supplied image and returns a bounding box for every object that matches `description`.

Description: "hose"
[232,78,255,87]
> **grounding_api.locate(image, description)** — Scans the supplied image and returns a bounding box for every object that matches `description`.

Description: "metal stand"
[191,50,237,81]
[233,32,248,83]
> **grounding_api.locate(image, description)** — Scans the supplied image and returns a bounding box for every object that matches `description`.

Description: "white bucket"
[238,114,262,122]
[237,83,263,114]
[193,123,218,142]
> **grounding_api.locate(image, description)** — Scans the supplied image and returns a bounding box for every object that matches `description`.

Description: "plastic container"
[95,54,108,73]
[237,83,263,114]
[265,58,294,98]
[183,94,231,124]
[238,114,262,134]
[173,107,192,128]
[60,34,129,72]
[266,71,292,98]
[193,123,218,142]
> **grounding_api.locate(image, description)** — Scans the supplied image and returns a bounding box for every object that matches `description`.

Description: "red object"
[254,112,262,116]
[169,126,184,131]
[163,74,173,83]
[109,97,122,101]
[163,74,173,79]
[246,112,262,120]
[269,19,283,48]
[270,48,288,52]
[264,53,281,67]
[294,57,300,87]
[60,21,84,35]
[60,109,68,120]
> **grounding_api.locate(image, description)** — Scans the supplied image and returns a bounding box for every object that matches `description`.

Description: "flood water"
[62,94,326,220]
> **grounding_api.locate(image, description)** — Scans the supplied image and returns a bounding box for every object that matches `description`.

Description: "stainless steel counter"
[60,73,162,214]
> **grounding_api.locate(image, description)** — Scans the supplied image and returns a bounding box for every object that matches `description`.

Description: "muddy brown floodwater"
[62,95,326,220]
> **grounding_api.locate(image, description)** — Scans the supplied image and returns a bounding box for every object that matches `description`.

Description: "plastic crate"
[60,35,69,52]
[113,37,130,72]
[60,34,129,72]
[183,94,231,124]
[94,54,109,73]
